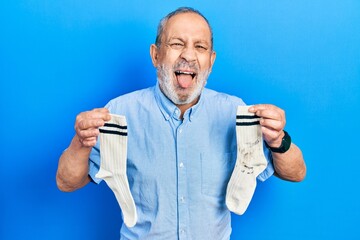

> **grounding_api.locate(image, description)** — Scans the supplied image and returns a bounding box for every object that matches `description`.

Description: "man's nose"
[180,46,197,62]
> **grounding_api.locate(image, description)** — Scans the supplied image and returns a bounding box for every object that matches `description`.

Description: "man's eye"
[170,43,184,49]
[196,45,207,51]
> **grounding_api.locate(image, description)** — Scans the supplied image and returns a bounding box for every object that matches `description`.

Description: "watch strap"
[264,130,291,153]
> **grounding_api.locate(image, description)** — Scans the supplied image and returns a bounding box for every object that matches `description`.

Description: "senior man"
[57,7,306,240]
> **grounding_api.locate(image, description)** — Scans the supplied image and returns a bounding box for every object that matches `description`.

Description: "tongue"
[176,74,193,88]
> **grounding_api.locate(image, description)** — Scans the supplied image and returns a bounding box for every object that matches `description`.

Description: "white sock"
[95,114,137,227]
[226,106,268,215]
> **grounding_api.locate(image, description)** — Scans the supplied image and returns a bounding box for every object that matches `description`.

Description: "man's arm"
[270,140,306,182]
[56,108,111,192]
[249,104,306,182]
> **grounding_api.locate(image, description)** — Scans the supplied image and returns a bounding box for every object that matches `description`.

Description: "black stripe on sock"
[104,123,127,129]
[99,129,128,136]
[236,115,260,119]
[236,121,260,126]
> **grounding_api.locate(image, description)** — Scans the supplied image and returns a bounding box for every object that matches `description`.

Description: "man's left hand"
[248,104,286,148]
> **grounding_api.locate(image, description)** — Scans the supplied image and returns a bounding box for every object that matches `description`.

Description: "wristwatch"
[265,130,291,153]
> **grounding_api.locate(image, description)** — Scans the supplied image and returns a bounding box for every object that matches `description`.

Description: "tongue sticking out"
[176,74,193,88]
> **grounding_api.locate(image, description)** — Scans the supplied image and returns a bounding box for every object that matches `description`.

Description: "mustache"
[173,59,199,72]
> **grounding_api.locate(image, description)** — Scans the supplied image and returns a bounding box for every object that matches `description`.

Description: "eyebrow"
[168,37,210,45]
[194,40,209,45]
[167,37,185,42]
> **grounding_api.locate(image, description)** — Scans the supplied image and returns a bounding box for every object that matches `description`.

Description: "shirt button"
[179,128,183,133]
[179,162,184,168]
[180,229,185,234]
[180,196,186,203]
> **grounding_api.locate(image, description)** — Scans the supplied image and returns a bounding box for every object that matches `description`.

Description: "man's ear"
[209,50,216,72]
[150,44,159,67]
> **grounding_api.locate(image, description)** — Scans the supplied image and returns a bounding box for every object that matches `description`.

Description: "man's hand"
[56,108,110,191]
[249,104,286,148]
[74,108,111,148]
[249,104,306,181]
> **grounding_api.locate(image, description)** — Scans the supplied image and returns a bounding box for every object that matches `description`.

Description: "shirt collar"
[154,83,203,122]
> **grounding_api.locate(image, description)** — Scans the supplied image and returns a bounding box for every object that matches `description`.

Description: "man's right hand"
[74,108,111,148]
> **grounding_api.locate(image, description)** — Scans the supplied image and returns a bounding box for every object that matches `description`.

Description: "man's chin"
[174,92,200,105]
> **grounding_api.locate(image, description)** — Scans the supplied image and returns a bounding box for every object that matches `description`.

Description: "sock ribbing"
[95,114,137,227]
[226,106,268,215]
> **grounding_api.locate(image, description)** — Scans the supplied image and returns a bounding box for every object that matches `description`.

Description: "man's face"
[151,12,216,105]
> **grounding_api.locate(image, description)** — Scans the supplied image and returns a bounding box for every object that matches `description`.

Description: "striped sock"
[226,106,268,215]
[95,114,137,227]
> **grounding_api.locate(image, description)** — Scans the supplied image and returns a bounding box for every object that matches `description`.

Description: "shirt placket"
[175,119,189,240]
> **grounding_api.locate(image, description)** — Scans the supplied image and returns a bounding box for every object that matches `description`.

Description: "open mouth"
[174,70,197,79]
[174,70,197,88]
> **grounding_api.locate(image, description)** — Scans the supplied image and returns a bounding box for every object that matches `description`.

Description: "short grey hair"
[155,7,213,50]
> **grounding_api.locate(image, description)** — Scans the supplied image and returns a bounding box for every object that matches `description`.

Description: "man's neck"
[176,96,200,119]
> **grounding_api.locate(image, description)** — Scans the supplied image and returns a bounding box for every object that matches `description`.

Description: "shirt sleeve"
[257,144,275,181]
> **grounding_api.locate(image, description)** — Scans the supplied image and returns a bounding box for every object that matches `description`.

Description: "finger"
[83,109,111,121]
[77,118,108,131]
[249,104,276,113]
[76,108,110,121]
[80,137,98,147]
[260,118,284,132]
[77,128,100,139]
[249,104,284,118]
[258,109,283,121]
[92,108,110,113]
[261,126,283,144]
[251,105,283,118]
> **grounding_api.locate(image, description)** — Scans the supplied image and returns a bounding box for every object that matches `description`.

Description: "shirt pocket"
[201,151,236,197]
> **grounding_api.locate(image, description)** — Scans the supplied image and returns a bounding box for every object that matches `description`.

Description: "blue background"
[1,1,359,239]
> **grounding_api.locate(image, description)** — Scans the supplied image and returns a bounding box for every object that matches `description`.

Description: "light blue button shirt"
[89,84,274,240]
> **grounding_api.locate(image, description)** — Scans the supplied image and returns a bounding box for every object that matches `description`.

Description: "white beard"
[157,64,210,105]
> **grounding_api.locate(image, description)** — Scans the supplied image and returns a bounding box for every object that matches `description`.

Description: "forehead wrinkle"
[194,39,210,46]
[162,13,212,45]
[167,37,185,42]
